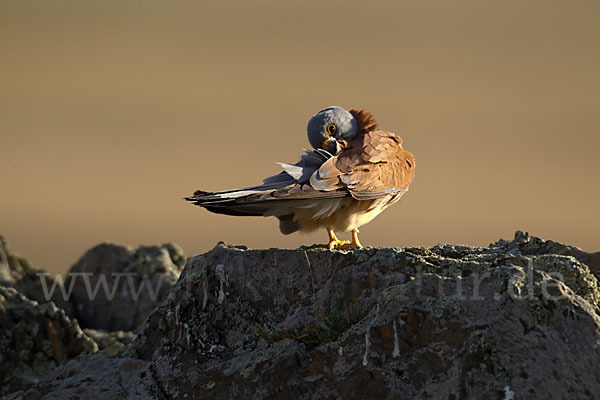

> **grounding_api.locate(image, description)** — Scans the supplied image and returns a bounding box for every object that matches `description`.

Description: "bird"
[185,106,415,250]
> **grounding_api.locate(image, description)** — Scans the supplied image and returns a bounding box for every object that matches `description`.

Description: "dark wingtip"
[184,189,210,202]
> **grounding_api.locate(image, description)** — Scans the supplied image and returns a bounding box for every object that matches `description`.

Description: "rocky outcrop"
[8,354,158,399]
[65,242,185,331]
[1,238,185,332]
[83,329,136,356]
[11,232,600,400]
[0,236,30,284]
[0,237,186,397]
[0,236,75,317]
[492,230,600,280]
[0,286,97,396]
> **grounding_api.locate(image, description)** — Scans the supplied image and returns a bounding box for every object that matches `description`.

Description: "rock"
[11,272,76,318]
[0,237,186,396]
[0,286,97,396]
[0,236,75,318]
[66,242,185,331]
[0,235,35,285]
[83,329,136,356]
[1,237,186,331]
[7,234,600,399]
[8,355,158,400]
[491,230,600,279]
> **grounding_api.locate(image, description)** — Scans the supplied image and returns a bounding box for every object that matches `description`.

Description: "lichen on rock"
[5,232,600,399]
[66,242,186,331]
[0,286,97,396]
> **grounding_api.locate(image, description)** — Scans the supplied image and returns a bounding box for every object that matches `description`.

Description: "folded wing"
[310,130,415,200]
[184,148,348,217]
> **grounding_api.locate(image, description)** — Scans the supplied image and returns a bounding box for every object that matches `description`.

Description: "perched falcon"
[185,107,415,249]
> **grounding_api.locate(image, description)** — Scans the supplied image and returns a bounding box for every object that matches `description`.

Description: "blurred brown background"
[1,0,598,275]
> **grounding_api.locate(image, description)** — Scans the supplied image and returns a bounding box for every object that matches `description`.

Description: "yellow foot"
[348,228,363,249]
[339,241,362,250]
[326,227,363,250]
[328,239,351,250]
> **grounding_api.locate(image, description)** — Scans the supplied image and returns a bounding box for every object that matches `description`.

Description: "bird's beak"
[321,138,341,155]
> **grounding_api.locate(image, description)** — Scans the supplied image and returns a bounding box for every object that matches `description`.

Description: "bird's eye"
[326,124,337,135]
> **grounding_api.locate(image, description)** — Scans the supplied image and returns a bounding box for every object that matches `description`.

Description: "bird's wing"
[310,130,415,200]
[185,183,348,217]
[184,147,347,217]
[262,148,334,185]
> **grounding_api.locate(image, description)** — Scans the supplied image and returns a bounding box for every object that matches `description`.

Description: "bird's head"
[307,106,358,155]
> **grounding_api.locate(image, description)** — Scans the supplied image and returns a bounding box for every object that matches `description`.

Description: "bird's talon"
[328,239,351,250]
[340,242,362,250]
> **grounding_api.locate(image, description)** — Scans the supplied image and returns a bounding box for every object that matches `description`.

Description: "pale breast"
[293,193,403,233]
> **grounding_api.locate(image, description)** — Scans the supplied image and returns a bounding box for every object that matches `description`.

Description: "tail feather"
[185,189,274,217]
[204,205,265,217]
[185,182,296,216]
[185,182,349,218]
